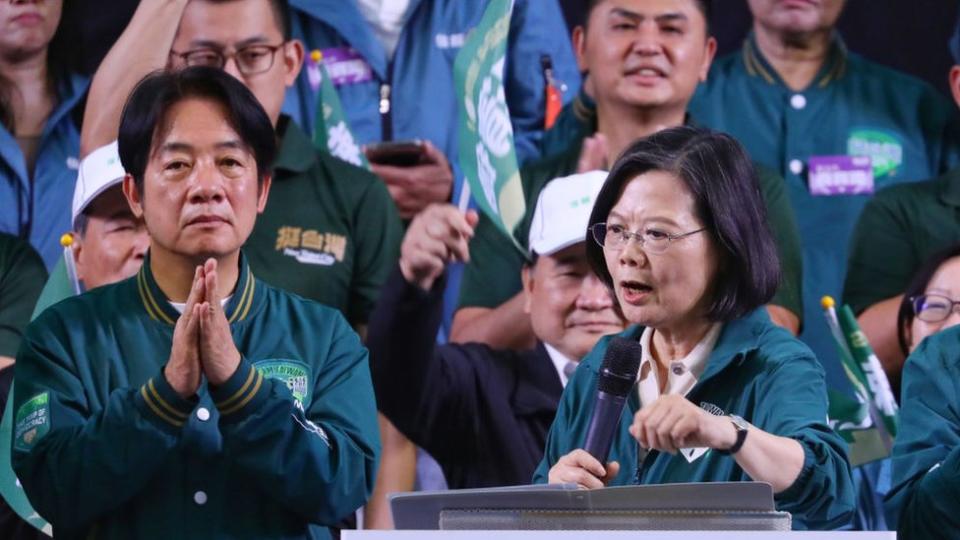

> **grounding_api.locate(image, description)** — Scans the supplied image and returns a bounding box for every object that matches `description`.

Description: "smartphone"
[365,140,425,167]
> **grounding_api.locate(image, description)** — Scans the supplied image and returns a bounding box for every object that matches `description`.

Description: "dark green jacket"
[11,253,379,539]
[885,326,960,539]
[532,309,854,530]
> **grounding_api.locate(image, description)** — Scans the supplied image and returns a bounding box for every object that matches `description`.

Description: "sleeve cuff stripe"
[214,365,257,408]
[219,371,264,416]
[140,386,186,427]
[147,379,190,419]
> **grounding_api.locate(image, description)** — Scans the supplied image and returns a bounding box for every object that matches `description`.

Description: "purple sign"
[316,46,373,89]
[808,155,874,196]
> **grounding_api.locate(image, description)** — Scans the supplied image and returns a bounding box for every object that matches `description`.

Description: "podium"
[390,482,791,531]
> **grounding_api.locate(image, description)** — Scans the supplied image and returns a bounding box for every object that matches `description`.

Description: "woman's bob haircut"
[585,125,780,322]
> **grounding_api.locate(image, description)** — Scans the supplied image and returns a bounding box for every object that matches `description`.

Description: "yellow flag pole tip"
[310,50,322,63]
[60,233,74,248]
[820,296,835,309]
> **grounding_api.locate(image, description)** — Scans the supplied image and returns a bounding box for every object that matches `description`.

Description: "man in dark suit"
[367,171,626,489]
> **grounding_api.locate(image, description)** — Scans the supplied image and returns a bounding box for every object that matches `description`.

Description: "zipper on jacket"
[379,61,394,141]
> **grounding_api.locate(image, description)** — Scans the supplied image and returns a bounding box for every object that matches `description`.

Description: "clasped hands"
[548,395,739,489]
[164,258,241,398]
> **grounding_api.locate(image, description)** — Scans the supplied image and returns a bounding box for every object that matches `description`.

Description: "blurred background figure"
[844,15,960,398]
[688,0,960,401]
[0,0,88,270]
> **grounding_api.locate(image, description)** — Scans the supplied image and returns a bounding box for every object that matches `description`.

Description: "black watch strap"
[717,415,748,455]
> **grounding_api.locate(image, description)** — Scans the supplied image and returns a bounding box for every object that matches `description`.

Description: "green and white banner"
[454,0,525,242]
[310,50,369,169]
[822,296,899,466]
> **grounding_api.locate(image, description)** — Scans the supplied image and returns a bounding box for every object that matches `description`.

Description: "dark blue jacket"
[368,269,562,489]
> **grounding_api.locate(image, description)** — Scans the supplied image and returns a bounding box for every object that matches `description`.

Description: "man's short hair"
[117,66,277,195]
[585,125,780,322]
[202,0,292,40]
[584,0,713,35]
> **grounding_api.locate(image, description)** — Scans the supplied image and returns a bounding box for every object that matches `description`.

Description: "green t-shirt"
[244,116,402,326]
[459,120,804,322]
[0,234,47,357]
[844,167,960,315]
[688,33,960,387]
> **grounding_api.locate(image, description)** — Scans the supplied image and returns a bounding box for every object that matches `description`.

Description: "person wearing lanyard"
[534,126,854,531]
[687,0,960,393]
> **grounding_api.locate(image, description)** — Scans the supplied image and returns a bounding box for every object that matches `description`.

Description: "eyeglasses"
[911,293,960,323]
[170,43,286,76]
[590,222,706,254]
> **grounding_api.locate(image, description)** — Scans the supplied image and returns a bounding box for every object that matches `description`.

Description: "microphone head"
[597,336,642,396]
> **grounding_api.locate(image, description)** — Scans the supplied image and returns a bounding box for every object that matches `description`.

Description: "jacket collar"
[137,251,260,326]
[742,31,848,90]
[289,0,427,79]
[599,308,773,394]
[272,115,317,176]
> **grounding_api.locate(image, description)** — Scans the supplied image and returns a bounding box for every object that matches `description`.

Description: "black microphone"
[582,336,642,463]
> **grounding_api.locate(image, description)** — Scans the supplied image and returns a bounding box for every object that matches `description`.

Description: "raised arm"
[79,0,189,157]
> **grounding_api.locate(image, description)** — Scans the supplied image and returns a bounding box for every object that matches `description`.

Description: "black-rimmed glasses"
[911,293,960,323]
[170,43,286,76]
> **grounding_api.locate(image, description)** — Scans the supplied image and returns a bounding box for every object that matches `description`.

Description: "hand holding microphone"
[547,337,641,488]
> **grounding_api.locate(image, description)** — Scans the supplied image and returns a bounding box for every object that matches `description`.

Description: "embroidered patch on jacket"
[255,359,312,408]
[846,129,904,179]
[14,393,50,452]
[275,226,347,266]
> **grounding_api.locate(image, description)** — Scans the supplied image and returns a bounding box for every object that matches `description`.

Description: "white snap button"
[790,94,807,110]
[789,159,804,175]
[194,490,207,505]
[196,407,210,422]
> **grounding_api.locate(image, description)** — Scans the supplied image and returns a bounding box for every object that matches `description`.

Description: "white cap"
[71,141,126,228]
[528,170,607,256]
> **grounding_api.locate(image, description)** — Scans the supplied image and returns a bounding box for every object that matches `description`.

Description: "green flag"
[821,296,892,466]
[309,50,369,169]
[454,0,525,244]
[837,304,899,438]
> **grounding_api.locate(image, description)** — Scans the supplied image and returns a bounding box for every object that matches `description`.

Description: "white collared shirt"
[636,323,723,407]
[169,296,232,314]
[543,343,577,388]
[356,0,415,59]
[636,323,723,463]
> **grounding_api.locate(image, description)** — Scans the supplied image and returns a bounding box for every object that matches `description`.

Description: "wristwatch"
[717,414,749,455]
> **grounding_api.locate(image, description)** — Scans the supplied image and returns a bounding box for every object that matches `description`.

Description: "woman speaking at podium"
[533,127,854,530]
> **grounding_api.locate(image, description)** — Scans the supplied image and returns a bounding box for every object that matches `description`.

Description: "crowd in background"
[2,0,960,538]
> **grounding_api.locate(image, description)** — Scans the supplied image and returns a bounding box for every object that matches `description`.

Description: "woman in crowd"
[885,244,960,539]
[533,126,854,530]
[0,0,87,270]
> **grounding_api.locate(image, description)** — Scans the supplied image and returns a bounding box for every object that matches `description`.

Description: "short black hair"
[897,243,960,357]
[117,66,277,195]
[199,0,292,39]
[584,0,712,35]
[585,125,780,322]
